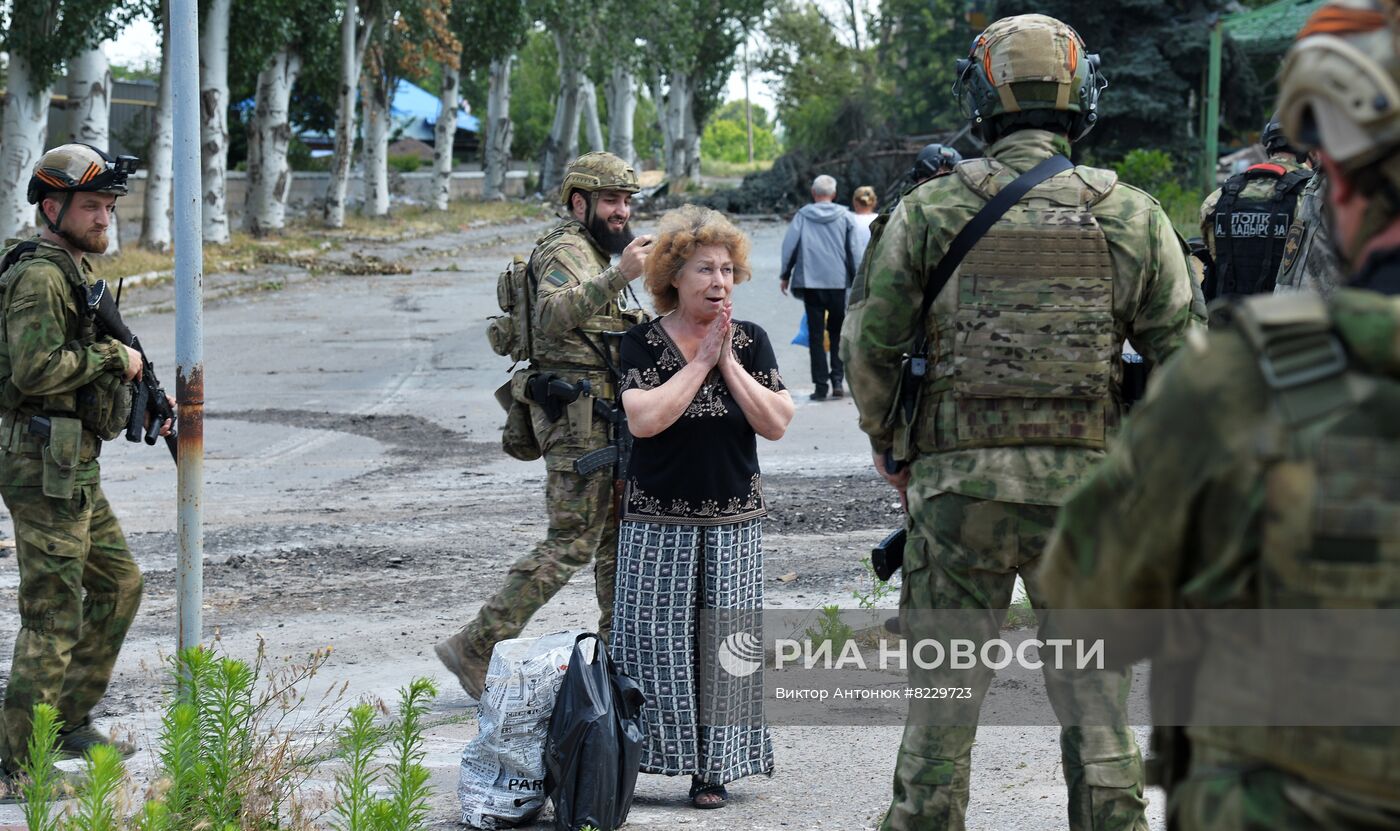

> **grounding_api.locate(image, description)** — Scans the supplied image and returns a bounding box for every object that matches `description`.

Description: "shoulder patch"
[543,269,571,288]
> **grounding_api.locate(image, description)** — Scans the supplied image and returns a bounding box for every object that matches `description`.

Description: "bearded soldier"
[1199,116,1314,302]
[0,145,167,798]
[843,14,1204,830]
[436,152,653,699]
[1043,1,1400,828]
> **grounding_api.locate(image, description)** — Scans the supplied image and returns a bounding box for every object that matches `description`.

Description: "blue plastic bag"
[792,313,810,347]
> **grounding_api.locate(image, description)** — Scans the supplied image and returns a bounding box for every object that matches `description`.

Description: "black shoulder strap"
[0,240,41,279]
[1276,168,1312,198]
[912,154,1074,353]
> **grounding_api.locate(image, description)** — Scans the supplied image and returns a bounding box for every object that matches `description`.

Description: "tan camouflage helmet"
[558,151,640,206]
[1277,1,1400,181]
[953,14,1108,142]
[27,143,137,205]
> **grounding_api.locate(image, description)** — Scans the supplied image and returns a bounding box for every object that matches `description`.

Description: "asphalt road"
[0,213,1162,829]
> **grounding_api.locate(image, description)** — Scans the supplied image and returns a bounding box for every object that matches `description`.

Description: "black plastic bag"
[544,633,646,831]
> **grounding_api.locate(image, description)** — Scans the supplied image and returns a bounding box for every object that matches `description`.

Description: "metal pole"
[1203,17,1224,194]
[171,0,205,654]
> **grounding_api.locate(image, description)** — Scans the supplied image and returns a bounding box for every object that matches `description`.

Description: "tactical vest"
[1190,292,1400,804]
[1210,163,1312,300]
[923,161,1121,452]
[0,237,129,440]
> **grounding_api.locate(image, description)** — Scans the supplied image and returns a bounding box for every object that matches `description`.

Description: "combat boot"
[56,722,137,759]
[435,629,490,700]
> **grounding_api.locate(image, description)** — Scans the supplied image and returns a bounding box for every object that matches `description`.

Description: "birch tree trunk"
[362,75,391,217]
[605,66,636,167]
[682,92,702,186]
[651,74,673,176]
[245,49,303,237]
[142,2,175,251]
[483,55,514,201]
[538,31,583,197]
[0,55,50,241]
[432,65,460,211]
[325,1,370,228]
[199,0,233,244]
[580,80,604,152]
[67,47,120,252]
[663,72,690,182]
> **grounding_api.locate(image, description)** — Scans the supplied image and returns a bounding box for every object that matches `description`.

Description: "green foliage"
[761,0,879,154]
[873,0,974,136]
[804,605,856,654]
[508,29,562,161]
[331,703,381,831]
[1113,149,1177,193]
[110,59,160,82]
[0,0,139,91]
[69,745,124,831]
[388,154,423,173]
[1112,148,1205,239]
[378,678,438,831]
[851,557,898,611]
[455,0,529,73]
[990,0,1265,160]
[19,703,64,831]
[702,99,780,163]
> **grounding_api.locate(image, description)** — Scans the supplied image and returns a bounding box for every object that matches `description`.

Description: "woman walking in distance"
[610,205,794,809]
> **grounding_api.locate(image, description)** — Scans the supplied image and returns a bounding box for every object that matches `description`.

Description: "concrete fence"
[111,168,529,240]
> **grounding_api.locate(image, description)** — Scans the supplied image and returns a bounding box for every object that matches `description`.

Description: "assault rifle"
[86,280,177,462]
[572,332,631,517]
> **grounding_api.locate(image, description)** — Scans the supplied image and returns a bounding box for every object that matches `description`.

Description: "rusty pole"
[171,0,204,653]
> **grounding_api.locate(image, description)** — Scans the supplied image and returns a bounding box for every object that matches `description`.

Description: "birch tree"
[452,0,528,200]
[432,63,462,211]
[325,0,381,228]
[580,80,604,152]
[66,47,120,252]
[199,0,233,244]
[0,0,129,241]
[604,64,638,166]
[359,0,460,218]
[142,0,175,251]
[535,0,594,197]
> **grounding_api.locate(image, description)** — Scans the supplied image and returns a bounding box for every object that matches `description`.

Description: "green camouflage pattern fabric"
[445,220,638,665]
[1274,170,1344,298]
[1041,278,1400,821]
[0,239,141,773]
[883,489,1146,831]
[843,129,1204,506]
[1198,154,1309,259]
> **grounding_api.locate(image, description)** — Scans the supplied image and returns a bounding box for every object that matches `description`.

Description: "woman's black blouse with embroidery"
[619,317,785,526]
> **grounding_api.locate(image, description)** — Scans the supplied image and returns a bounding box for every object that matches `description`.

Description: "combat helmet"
[27,143,138,232]
[1260,113,1300,157]
[953,14,1108,143]
[1276,0,1400,262]
[558,151,640,207]
[910,143,964,182]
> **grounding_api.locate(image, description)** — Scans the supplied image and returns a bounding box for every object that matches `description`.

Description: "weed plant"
[15,646,436,831]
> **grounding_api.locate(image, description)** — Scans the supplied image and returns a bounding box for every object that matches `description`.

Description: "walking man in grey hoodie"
[780,174,869,400]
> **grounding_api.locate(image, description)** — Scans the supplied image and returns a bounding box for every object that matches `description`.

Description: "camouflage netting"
[699,134,977,216]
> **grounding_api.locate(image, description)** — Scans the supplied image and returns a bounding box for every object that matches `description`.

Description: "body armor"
[1209,163,1312,300]
[927,160,1120,451]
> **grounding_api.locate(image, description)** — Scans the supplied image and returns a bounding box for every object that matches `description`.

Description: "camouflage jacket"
[842,129,1204,506]
[1199,153,1309,259]
[1040,281,1400,804]
[1273,169,1344,298]
[530,219,645,383]
[0,237,128,409]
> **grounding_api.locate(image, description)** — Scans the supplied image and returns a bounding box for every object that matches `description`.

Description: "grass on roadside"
[89,200,549,283]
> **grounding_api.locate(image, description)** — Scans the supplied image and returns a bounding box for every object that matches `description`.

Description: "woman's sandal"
[689,776,728,809]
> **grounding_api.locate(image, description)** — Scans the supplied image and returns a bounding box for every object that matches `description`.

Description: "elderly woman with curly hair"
[610,204,794,809]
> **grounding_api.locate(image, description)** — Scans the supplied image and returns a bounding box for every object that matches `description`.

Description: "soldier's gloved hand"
[121,344,143,382]
[618,234,655,281]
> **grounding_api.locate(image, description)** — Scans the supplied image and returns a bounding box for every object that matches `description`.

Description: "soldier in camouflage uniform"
[1274,166,1346,297]
[842,15,1204,831]
[436,152,653,699]
[1043,2,1400,827]
[0,145,165,798]
[1198,116,1313,301]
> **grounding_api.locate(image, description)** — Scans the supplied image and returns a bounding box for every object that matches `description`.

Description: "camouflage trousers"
[457,464,616,659]
[1170,745,1400,830]
[882,489,1147,831]
[0,471,143,772]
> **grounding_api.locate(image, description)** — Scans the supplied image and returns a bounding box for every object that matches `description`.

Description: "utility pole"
[743,32,754,164]
[171,0,205,655]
